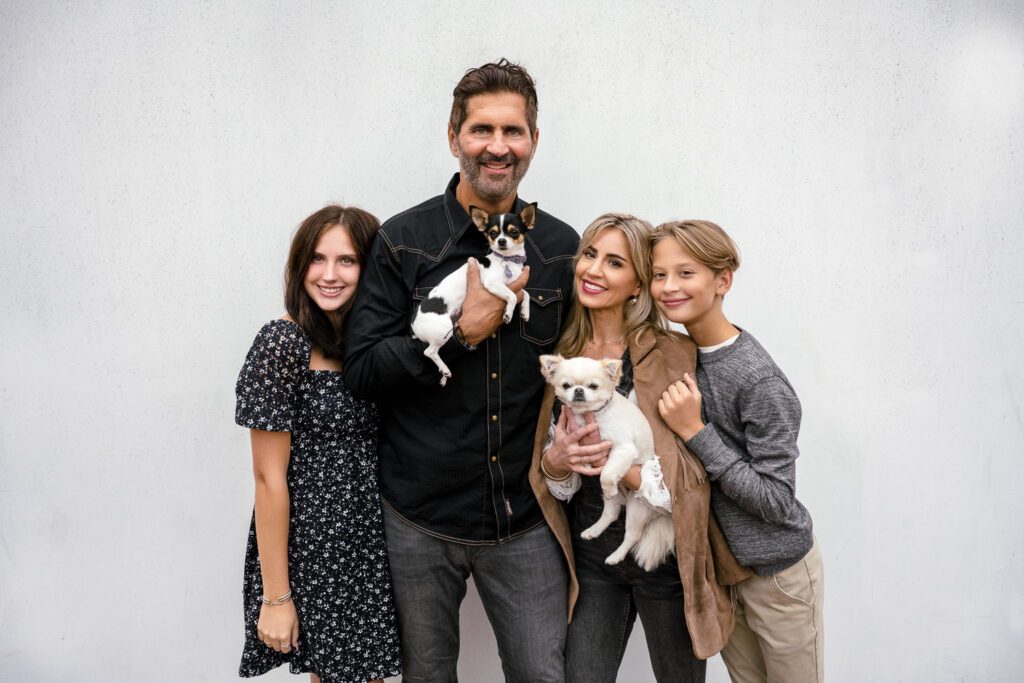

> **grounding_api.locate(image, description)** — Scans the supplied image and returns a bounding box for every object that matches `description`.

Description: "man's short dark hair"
[450,59,538,135]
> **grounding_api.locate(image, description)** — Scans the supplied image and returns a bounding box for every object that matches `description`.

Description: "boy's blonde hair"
[650,220,741,274]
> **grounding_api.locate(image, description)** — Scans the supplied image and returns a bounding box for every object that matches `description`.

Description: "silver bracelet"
[261,590,293,606]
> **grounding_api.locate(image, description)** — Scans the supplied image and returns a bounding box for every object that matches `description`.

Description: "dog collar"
[496,254,527,264]
[589,395,615,414]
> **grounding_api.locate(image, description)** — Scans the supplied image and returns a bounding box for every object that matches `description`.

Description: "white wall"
[2,1,1022,681]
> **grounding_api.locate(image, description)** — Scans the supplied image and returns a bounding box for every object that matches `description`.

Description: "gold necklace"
[588,334,625,346]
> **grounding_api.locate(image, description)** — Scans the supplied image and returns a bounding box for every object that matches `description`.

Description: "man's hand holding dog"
[658,373,705,441]
[542,407,611,478]
[457,258,529,347]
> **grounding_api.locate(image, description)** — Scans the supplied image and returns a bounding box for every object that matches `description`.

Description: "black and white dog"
[412,202,536,386]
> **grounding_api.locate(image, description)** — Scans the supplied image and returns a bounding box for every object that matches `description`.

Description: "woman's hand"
[257,600,300,654]
[542,407,611,477]
[658,373,705,441]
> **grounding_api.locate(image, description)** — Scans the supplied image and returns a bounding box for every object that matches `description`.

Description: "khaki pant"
[721,538,824,683]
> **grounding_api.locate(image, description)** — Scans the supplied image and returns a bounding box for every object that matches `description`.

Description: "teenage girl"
[235,206,401,683]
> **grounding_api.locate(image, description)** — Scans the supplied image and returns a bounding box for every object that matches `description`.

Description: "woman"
[529,213,749,682]
[235,205,401,683]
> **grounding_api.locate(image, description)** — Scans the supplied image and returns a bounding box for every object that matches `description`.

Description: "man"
[343,60,580,682]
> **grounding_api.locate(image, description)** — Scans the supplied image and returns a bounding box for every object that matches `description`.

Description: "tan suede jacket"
[529,327,753,659]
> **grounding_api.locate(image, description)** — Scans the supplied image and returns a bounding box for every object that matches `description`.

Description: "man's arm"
[343,231,459,399]
[343,232,527,400]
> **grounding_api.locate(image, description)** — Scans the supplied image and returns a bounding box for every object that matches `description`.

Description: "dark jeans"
[383,505,568,683]
[565,486,705,683]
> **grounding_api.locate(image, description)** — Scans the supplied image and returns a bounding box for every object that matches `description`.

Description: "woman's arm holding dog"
[618,461,673,512]
[251,429,300,654]
[542,408,611,479]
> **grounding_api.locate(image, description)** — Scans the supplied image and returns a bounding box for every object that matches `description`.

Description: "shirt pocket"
[519,288,562,345]
[411,286,433,303]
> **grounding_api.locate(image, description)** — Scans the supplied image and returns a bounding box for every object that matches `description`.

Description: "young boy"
[649,220,823,683]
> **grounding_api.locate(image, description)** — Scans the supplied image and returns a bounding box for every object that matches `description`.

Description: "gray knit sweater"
[686,330,814,576]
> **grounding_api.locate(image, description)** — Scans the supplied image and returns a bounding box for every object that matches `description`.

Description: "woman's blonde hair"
[649,220,741,274]
[556,213,665,357]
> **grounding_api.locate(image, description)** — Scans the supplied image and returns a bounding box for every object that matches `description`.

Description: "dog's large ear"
[519,202,537,230]
[469,205,490,232]
[601,358,623,384]
[539,354,562,380]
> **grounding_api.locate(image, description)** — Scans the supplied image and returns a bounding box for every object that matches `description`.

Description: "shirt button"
[538,295,544,301]
[491,333,497,339]
[491,372,497,380]
[490,456,497,462]
[491,414,498,422]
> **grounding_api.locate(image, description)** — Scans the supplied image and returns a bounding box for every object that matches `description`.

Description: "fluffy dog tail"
[631,514,675,572]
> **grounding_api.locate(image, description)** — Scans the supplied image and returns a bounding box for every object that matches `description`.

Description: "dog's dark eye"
[489,229,500,237]
[508,228,519,237]
[588,382,599,390]
[561,382,571,390]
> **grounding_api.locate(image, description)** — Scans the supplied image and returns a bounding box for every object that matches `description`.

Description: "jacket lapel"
[630,329,683,488]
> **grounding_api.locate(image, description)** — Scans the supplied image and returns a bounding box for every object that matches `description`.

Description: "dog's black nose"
[497,238,507,248]
[573,387,585,402]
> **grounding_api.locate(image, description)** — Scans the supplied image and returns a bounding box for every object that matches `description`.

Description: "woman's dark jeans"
[565,481,706,683]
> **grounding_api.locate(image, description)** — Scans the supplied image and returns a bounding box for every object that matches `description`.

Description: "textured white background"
[2,1,1023,681]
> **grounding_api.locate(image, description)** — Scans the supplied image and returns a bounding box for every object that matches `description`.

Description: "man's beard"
[456,146,532,202]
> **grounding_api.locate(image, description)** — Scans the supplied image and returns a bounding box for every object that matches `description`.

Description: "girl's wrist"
[261,589,293,606]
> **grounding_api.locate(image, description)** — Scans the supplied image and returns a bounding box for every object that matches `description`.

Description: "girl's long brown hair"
[284,205,380,359]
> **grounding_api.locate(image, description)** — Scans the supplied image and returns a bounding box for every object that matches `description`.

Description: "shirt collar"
[443,172,524,243]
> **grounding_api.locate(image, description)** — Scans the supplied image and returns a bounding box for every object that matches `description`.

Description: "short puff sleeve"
[235,320,310,432]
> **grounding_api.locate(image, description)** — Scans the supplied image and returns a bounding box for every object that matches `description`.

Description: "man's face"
[449,91,539,206]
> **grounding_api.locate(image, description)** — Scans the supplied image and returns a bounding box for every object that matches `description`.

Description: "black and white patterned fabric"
[235,319,401,683]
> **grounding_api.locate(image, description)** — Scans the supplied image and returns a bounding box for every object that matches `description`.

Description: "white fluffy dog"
[540,354,675,570]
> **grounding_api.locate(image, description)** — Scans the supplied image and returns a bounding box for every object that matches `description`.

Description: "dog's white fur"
[412,203,536,386]
[540,354,675,571]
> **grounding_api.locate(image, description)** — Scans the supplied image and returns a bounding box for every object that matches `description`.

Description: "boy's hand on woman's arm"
[658,373,705,441]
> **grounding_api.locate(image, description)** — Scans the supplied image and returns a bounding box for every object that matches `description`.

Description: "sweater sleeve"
[685,375,802,525]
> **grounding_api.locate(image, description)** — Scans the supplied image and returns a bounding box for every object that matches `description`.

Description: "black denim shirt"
[344,174,579,544]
